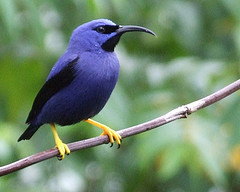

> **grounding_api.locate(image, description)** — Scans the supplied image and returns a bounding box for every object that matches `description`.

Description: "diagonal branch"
[1,79,240,177]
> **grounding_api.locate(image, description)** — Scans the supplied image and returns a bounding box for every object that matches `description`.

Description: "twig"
[1,79,240,177]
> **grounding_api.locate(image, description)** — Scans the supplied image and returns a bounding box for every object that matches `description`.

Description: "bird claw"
[85,119,122,148]
[110,141,121,149]
[101,128,122,148]
[57,155,63,161]
[55,140,70,160]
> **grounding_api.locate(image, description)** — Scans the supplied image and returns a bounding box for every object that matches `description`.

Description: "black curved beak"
[116,25,157,37]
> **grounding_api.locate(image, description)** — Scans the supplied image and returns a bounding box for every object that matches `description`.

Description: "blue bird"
[18,19,156,160]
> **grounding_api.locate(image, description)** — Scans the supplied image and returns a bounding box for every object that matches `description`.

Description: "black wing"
[26,56,79,124]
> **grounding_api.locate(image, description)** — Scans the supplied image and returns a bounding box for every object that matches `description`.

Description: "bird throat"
[101,34,121,52]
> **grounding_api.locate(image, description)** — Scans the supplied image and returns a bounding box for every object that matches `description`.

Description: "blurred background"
[0,0,240,191]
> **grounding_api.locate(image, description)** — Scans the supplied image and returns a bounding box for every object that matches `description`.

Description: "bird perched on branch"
[18,19,156,160]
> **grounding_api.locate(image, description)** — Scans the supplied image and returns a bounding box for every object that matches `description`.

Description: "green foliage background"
[0,0,240,191]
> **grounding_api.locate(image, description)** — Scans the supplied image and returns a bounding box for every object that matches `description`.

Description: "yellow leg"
[51,124,70,160]
[85,119,122,147]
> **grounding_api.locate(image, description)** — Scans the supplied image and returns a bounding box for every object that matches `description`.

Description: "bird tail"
[18,124,40,142]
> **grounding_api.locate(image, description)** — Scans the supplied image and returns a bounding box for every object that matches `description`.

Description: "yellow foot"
[51,123,70,160]
[55,138,70,160]
[85,119,122,148]
[101,127,122,148]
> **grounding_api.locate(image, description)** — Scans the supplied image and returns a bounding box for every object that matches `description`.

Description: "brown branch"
[1,79,240,177]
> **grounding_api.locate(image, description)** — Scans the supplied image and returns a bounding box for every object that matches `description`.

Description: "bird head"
[68,19,156,53]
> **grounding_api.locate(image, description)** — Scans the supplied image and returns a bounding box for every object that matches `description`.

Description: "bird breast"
[76,51,119,85]
[71,51,120,117]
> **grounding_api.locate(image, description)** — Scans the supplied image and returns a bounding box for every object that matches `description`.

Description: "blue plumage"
[18,19,156,156]
[40,51,119,126]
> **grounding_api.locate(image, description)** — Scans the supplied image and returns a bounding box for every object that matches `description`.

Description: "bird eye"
[96,26,106,33]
